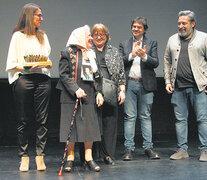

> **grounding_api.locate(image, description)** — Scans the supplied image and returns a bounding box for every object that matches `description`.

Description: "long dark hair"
[13,3,45,44]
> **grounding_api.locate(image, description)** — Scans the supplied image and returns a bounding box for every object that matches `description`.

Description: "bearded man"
[164,10,207,161]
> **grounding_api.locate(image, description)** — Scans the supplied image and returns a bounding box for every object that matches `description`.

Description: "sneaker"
[170,150,189,160]
[199,150,207,162]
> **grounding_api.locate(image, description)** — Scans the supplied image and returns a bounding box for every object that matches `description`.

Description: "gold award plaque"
[24,55,52,67]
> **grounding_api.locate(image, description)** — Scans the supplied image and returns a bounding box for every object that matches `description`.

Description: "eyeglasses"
[93,34,106,38]
[34,14,43,18]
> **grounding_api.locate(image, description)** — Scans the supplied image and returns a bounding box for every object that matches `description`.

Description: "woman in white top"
[6,3,52,172]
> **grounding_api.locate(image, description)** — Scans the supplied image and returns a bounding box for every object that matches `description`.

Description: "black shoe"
[104,156,115,165]
[122,149,133,161]
[64,160,74,172]
[84,160,100,172]
[145,148,160,159]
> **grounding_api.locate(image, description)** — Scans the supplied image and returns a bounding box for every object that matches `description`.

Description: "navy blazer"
[119,36,159,92]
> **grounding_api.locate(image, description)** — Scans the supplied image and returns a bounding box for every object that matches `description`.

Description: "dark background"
[0,78,198,146]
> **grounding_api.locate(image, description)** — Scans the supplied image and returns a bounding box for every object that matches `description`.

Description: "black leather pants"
[13,74,51,157]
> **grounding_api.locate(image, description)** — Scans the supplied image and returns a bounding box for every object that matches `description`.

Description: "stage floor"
[0,137,207,180]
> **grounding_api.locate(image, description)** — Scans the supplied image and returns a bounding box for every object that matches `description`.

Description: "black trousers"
[100,103,118,160]
[13,74,51,157]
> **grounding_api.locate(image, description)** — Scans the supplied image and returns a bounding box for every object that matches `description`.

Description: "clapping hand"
[132,41,146,59]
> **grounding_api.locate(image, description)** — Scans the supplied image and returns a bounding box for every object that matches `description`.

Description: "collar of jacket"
[92,42,112,51]
[177,29,197,43]
[92,43,114,78]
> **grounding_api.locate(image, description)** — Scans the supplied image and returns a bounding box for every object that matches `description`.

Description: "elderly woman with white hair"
[56,25,104,172]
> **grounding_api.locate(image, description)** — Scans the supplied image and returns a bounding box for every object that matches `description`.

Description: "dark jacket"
[56,46,102,103]
[93,43,126,86]
[119,36,159,91]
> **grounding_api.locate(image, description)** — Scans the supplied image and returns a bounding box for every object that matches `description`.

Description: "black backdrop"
[0,78,198,145]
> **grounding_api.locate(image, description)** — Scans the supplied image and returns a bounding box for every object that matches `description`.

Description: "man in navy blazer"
[119,17,159,160]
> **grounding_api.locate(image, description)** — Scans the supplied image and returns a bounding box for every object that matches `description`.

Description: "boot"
[35,156,46,171]
[19,156,29,172]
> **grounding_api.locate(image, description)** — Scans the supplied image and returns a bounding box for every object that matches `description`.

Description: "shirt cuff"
[142,54,147,62]
[128,53,134,61]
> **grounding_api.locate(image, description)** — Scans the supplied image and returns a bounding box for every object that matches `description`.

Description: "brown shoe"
[35,156,46,171]
[19,156,29,172]
[122,149,133,161]
[199,150,207,162]
[145,148,160,159]
[170,150,189,160]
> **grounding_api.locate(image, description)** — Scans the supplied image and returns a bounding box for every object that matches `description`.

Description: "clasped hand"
[132,41,146,59]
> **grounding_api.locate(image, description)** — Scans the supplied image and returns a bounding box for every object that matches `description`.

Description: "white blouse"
[6,31,52,84]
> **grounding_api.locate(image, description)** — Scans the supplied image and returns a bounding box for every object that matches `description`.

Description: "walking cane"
[58,98,79,176]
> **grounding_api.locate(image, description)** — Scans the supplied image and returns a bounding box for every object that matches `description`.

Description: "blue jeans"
[171,87,207,151]
[124,80,154,151]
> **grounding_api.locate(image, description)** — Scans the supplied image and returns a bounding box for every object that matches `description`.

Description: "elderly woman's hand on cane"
[75,88,87,98]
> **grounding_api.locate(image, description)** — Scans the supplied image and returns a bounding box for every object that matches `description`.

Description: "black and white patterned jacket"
[93,43,126,86]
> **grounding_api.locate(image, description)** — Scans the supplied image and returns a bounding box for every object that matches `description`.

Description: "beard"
[178,27,193,39]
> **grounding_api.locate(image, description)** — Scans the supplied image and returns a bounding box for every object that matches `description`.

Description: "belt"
[128,77,142,82]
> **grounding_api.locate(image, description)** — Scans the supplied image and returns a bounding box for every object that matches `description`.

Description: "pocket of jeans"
[171,91,176,105]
